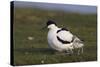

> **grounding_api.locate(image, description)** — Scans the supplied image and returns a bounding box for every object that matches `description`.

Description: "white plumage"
[47,20,84,54]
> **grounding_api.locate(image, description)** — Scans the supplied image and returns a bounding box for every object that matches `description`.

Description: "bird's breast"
[47,30,57,41]
[47,29,60,49]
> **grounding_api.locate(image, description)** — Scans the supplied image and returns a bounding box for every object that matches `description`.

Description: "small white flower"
[41,60,44,63]
[28,36,34,40]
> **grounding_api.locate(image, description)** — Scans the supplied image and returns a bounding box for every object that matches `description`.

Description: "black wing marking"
[57,35,75,44]
[57,36,70,44]
[57,28,69,33]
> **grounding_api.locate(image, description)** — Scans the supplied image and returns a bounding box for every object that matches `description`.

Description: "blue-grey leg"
[70,49,73,54]
[81,47,83,54]
[78,48,80,55]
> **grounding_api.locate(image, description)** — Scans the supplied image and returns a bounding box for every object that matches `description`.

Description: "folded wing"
[57,28,73,44]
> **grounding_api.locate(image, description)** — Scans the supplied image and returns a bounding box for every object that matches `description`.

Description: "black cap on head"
[47,20,57,27]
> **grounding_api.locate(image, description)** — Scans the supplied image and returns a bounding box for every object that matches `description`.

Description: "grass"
[13,7,97,66]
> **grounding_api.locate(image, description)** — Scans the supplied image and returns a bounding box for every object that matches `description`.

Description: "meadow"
[13,7,97,65]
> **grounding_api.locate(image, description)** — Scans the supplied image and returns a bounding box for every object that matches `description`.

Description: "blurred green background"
[13,7,97,65]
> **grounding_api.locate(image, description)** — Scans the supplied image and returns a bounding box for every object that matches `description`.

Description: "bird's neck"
[48,24,58,30]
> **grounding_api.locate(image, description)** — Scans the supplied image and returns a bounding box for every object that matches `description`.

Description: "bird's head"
[46,20,57,29]
[42,20,57,30]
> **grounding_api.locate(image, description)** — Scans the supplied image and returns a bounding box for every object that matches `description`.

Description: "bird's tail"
[72,35,84,43]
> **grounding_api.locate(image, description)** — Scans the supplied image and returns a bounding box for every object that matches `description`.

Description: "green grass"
[13,7,97,66]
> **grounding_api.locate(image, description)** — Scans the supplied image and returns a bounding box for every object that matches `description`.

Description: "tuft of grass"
[13,7,97,65]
